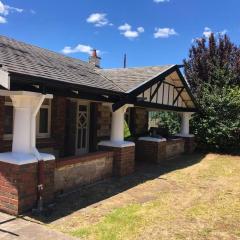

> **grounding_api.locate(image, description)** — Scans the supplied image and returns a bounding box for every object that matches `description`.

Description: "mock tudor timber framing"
[2,65,198,114]
[112,65,198,112]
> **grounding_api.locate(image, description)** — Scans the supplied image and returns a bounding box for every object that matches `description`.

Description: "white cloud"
[0,15,6,23]
[86,13,112,27]
[118,23,131,31]
[61,44,100,56]
[154,28,177,38]
[0,1,23,23]
[137,27,145,33]
[118,23,144,39]
[202,27,227,38]
[153,0,170,3]
[0,1,23,16]
[203,27,212,38]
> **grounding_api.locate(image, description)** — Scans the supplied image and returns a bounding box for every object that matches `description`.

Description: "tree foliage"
[184,34,240,96]
[184,34,240,152]
[192,86,240,152]
[150,111,180,135]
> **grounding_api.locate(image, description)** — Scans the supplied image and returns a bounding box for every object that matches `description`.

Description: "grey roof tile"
[0,35,123,93]
[99,65,174,92]
[0,35,175,94]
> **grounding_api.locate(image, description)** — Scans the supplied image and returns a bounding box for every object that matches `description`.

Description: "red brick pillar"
[51,96,67,157]
[182,136,196,153]
[136,139,166,163]
[0,97,4,153]
[0,159,55,215]
[99,145,135,177]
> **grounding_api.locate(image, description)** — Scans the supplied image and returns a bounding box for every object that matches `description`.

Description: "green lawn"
[50,154,240,240]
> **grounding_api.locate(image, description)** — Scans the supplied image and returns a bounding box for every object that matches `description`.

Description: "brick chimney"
[89,49,101,68]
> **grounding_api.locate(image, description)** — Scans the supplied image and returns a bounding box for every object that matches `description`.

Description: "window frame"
[36,100,52,138]
[3,98,52,140]
[3,100,14,140]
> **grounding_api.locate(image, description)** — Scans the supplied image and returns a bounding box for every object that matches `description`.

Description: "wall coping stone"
[0,152,55,165]
[56,151,113,168]
[98,140,135,148]
[138,137,167,142]
[175,134,195,138]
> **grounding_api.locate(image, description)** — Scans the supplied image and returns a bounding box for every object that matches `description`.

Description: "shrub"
[192,86,240,152]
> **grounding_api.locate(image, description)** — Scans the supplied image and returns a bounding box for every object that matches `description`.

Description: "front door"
[76,101,89,155]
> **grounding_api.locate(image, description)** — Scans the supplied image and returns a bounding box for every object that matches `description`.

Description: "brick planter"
[99,145,135,177]
[181,136,196,153]
[0,160,55,215]
[136,138,185,164]
[136,140,166,163]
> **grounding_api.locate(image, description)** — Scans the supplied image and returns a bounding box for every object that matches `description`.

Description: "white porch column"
[11,94,44,154]
[0,90,54,164]
[176,112,194,137]
[99,104,135,147]
[110,106,127,142]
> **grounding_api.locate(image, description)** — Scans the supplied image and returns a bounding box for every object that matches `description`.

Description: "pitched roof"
[0,35,123,93]
[99,65,174,93]
[0,35,197,112]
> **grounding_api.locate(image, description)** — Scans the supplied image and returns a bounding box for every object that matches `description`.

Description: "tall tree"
[183,34,240,152]
[184,34,240,96]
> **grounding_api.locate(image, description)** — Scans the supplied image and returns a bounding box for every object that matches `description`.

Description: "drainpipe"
[31,95,46,212]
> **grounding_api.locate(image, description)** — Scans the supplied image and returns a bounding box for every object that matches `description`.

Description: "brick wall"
[131,107,148,137]
[166,139,185,158]
[51,96,67,157]
[99,145,135,176]
[136,138,185,164]
[55,151,113,194]
[96,103,111,141]
[0,160,55,215]
[181,136,196,153]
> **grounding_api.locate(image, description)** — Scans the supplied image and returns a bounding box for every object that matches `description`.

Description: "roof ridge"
[95,69,126,92]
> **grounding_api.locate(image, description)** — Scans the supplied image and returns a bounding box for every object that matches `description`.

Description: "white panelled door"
[76,101,89,155]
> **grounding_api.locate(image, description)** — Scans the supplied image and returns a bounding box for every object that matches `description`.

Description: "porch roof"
[98,65,174,93]
[0,35,198,112]
[0,35,123,93]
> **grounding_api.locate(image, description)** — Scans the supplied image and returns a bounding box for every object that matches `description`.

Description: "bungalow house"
[0,35,197,215]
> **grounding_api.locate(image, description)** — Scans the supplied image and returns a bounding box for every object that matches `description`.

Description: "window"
[36,99,51,138]
[3,97,51,139]
[4,97,13,139]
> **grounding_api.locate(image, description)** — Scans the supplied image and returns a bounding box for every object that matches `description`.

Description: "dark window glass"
[79,105,87,112]
[78,129,82,148]
[39,108,48,133]
[4,105,13,134]
[82,128,86,148]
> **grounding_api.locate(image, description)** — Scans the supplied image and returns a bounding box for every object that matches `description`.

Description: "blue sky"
[0,0,239,68]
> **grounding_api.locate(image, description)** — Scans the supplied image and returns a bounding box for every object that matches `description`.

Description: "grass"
[49,154,240,240]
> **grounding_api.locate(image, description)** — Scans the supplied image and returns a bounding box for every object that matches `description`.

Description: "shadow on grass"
[28,153,205,223]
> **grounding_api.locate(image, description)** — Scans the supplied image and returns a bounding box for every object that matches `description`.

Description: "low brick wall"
[0,160,55,215]
[99,145,135,177]
[136,138,185,164]
[166,139,185,159]
[181,136,196,153]
[55,151,113,195]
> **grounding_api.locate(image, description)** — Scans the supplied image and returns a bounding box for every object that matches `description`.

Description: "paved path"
[0,212,77,240]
